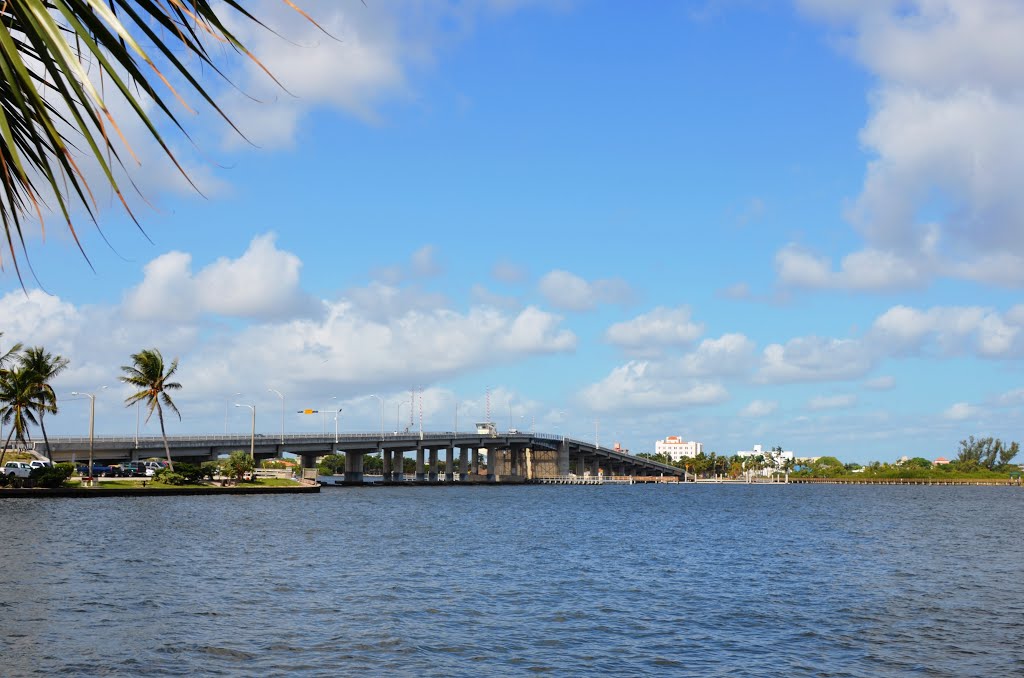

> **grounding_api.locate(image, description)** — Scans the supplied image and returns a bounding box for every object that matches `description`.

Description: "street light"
[323,396,337,434]
[225,392,241,435]
[369,394,384,438]
[71,386,107,483]
[268,388,285,444]
[235,403,256,460]
[397,400,406,433]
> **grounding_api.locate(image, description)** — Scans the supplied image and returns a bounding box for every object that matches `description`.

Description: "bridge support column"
[557,440,570,476]
[382,448,391,480]
[397,450,408,481]
[428,447,439,482]
[577,456,586,476]
[591,458,600,477]
[344,451,363,483]
[485,447,496,482]
[444,448,454,482]
[300,453,317,470]
[472,447,480,475]
[459,447,469,480]
[416,447,426,481]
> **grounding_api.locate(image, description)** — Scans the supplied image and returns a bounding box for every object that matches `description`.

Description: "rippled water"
[2,485,1024,676]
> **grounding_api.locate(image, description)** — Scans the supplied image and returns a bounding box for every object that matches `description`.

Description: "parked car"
[120,462,150,477]
[2,461,32,478]
[143,461,167,474]
[76,463,120,478]
[28,460,52,470]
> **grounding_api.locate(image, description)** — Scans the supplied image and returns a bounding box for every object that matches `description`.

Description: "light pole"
[71,386,107,482]
[397,401,406,433]
[322,396,337,434]
[268,388,285,444]
[225,392,241,435]
[235,403,256,460]
[594,419,600,449]
[333,408,342,443]
[370,394,384,438]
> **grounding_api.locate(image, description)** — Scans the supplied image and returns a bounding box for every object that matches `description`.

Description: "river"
[2,484,1023,676]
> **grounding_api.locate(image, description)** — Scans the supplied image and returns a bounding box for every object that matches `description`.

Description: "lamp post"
[322,396,337,434]
[71,386,107,482]
[235,403,256,460]
[370,394,384,438]
[225,392,241,435]
[397,401,406,433]
[267,388,285,444]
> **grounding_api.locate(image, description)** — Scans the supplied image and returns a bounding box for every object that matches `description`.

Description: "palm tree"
[119,348,181,472]
[0,333,22,371]
[0,366,40,466]
[0,2,322,281]
[19,346,69,462]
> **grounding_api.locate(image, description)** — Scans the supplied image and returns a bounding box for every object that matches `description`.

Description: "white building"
[736,444,795,476]
[655,436,703,462]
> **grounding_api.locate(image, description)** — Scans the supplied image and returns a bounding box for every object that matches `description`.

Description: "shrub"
[0,473,8,487]
[200,461,219,481]
[222,450,254,482]
[156,472,189,486]
[173,462,205,484]
[29,463,74,488]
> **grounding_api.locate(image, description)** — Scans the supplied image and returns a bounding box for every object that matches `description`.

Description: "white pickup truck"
[2,461,33,478]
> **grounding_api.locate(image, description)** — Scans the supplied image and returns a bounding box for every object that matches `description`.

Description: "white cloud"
[538,269,633,311]
[123,233,317,322]
[492,261,527,284]
[578,361,728,413]
[789,1,1024,290]
[864,375,896,390]
[775,244,926,291]
[943,402,978,421]
[740,399,778,417]
[807,394,858,410]
[605,307,704,353]
[869,304,1022,357]
[676,334,757,377]
[758,336,874,383]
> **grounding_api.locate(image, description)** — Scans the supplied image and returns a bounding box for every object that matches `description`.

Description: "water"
[2,485,1023,676]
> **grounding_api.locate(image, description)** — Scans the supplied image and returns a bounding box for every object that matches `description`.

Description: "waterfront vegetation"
[636,436,1022,481]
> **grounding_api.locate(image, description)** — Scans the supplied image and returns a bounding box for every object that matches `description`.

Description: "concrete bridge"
[26,431,683,483]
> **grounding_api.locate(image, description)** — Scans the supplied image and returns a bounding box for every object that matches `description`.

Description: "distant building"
[737,444,795,477]
[655,436,703,462]
[933,456,950,466]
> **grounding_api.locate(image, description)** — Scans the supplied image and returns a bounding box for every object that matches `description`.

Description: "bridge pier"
[429,447,439,482]
[300,453,317,470]
[576,456,586,476]
[444,447,453,482]
[459,446,469,480]
[591,458,600,477]
[382,448,391,479]
[416,447,426,481]
[557,440,570,476]
[344,450,363,483]
[392,450,405,481]
[472,447,480,475]
[486,447,496,482]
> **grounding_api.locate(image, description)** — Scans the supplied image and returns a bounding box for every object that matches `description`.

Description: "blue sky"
[3,0,1024,463]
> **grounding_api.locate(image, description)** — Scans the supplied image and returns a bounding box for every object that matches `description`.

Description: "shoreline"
[0,484,320,498]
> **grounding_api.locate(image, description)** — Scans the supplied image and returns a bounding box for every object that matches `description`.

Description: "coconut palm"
[0,333,21,366]
[0,365,40,466]
[0,1,321,280]
[119,348,181,471]
[19,346,69,461]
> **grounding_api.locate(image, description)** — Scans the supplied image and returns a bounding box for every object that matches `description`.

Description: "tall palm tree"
[119,348,181,471]
[0,365,39,466]
[0,333,22,370]
[19,346,69,461]
[0,1,322,281]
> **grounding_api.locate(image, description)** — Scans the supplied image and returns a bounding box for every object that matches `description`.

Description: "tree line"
[0,333,181,471]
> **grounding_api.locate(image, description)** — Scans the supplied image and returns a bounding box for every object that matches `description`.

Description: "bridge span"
[26,431,682,483]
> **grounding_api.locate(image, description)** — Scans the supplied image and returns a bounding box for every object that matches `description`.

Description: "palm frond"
[0,0,323,282]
